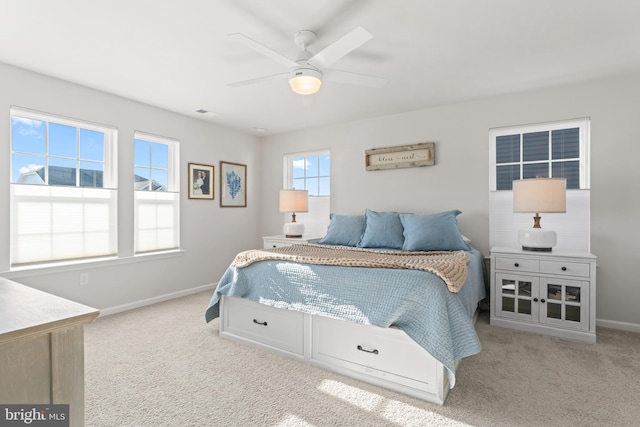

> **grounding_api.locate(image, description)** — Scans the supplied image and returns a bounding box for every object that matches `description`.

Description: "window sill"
[0,250,185,280]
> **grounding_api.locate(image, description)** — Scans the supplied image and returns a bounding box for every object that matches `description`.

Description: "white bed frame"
[219,295,478,405]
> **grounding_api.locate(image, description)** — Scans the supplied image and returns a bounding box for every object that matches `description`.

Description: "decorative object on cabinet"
[490,246,596,343]
[188,163,214,200]
[262,235,321,249]
[279,189,308,237]
[220,161,246,207]
[513,177,566,251]
[365,142,435,171]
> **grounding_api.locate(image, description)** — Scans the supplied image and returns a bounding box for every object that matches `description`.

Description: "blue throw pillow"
[358,209,404,249]
[318,214,365,246]
[399,210,470,251]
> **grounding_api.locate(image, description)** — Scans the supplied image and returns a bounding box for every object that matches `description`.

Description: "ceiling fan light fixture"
[289,68,322,95]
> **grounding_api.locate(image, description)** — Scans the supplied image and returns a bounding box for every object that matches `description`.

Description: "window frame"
[133,131,180,255]
[10,107,117,188]
[9,107,119,267]
[133,131,180,193]
[489,118,590,191]
[282,149,331,238]
[283,149,330,197]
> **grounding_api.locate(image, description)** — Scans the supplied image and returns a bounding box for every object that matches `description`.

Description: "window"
[10,107,117,266]
[290,152,330,196]
[284,150,330,236]
[133,132,180,254]
[490,119,589,190]
[489,118,591,252]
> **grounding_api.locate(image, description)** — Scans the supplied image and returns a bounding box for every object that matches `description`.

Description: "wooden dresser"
[0,277,99,427]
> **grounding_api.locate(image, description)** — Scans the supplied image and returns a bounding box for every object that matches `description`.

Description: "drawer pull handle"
[514,263,519,267]
[357,345,379,355]
[561,266,567,271]
[253,319,268,326]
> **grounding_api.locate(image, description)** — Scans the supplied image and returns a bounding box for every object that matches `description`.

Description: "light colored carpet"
[84,291,640,427]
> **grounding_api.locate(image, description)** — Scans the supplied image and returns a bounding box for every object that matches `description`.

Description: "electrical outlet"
[79,273,89,286]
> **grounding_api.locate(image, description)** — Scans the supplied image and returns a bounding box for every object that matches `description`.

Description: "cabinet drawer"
[223,297,304,355]
[495,257,539,273]
[263,241,290,249]
[312,316,437,387]
[540,260,590,278]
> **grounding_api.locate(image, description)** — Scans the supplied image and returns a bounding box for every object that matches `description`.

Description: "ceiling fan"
[227,26,387,95]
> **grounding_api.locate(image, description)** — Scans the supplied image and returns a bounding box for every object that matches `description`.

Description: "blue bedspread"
[205,248,486,387]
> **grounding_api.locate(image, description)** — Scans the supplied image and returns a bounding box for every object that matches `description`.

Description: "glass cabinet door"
[540,278,589,330]
[496,273,539,321]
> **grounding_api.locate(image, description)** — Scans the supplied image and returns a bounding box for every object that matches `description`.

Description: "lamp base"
[283,222,305,238]
[518,229,557,252]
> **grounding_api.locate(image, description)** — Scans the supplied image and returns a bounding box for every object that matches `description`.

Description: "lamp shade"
[289,68,322,95]
[513,178,566,213]
[279,189,309,213]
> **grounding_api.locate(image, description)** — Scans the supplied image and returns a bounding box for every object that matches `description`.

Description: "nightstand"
[490,246,597,343]
[262,235,322,249]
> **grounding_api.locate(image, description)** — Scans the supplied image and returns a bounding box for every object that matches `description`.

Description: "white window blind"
[133,132,180,254]
[489,189,591,252]
[10,185,117,265]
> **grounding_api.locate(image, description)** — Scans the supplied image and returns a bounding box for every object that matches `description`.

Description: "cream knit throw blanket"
[231,244,469,293]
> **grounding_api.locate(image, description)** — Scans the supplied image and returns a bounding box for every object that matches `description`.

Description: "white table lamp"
[513,177,566,252]
[279,189,309,238]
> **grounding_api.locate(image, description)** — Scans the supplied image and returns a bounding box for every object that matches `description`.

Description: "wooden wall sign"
[365,142,435,171]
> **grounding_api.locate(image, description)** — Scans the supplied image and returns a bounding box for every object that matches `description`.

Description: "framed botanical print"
[188,163,214,200]
[220,161,246,207]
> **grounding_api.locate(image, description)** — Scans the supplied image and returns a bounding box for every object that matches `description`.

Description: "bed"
[205,209,486,405]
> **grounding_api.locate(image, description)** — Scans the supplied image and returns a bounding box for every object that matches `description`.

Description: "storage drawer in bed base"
[218,296,454,405]
[220,295,306,357]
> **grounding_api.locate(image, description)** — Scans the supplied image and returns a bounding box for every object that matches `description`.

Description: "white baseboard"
[98,285,640,334]
[596,318,640,334]
[99,283,217,317]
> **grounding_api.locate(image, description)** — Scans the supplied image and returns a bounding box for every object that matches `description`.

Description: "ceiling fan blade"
[308,26,373,69]
[323,69,387,88]
[227,72,288,88]
[228,33,299,68]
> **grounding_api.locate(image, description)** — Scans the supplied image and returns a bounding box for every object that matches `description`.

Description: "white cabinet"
[262,235,321,249]
[490,247,597,343]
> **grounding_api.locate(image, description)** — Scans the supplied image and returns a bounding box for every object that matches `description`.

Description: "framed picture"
[220,161,247,207]
[365,142,435,171]
[188,163,214,200]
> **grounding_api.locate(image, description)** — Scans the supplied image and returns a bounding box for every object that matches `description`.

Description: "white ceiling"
[2,0,640,135]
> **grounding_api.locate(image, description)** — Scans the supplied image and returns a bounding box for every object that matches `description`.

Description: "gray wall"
[259,71,640,330]
[0,62,262,311]
[1,60,638,330]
